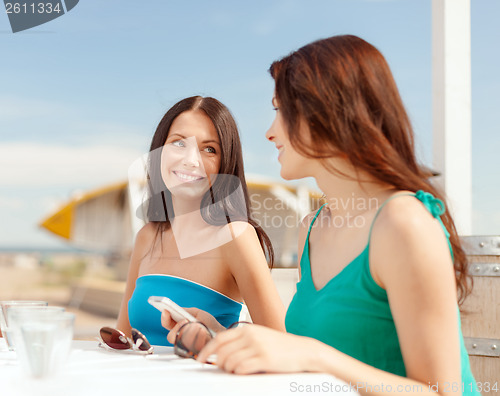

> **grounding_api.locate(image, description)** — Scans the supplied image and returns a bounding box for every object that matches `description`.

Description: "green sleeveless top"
[285,191,479,394]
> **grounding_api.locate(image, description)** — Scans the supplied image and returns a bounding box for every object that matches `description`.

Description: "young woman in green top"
[170,35,478,395]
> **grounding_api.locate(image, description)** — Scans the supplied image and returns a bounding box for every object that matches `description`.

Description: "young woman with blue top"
[116,96,286,346]
[191,36,479,394]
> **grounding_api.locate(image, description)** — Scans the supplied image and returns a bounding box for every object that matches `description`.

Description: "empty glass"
[7,306,66,351]
[14,311,75,378]
[0,301,48,351]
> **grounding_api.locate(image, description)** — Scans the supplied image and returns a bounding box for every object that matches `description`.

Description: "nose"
[182,145,201,167]
[265,122,275,142]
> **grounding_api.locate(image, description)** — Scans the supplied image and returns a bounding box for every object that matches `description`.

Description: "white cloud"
[72,121,149,147]
[0,95,149,151]
[0,142,144,188]
[0,195,24,209]
[0,96,72,120]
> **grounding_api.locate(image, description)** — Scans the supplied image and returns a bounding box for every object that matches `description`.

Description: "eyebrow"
[168,132,221,145]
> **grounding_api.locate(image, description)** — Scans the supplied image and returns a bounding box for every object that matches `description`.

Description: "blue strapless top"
[128,274,244,346]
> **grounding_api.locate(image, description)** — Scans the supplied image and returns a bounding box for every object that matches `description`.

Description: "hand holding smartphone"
[148,296,197,323]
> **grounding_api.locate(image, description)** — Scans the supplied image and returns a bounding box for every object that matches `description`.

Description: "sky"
[0,0,499,249]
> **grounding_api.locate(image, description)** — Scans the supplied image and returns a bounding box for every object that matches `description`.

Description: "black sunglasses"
[98,326,154,355]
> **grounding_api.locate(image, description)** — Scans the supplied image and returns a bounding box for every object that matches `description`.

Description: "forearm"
[250,302,286,332]
[308,339,459,396]
[116,298,132,337]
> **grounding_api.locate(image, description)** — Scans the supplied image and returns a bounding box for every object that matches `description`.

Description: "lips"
[173,171,205,182]
[276,144,284,158]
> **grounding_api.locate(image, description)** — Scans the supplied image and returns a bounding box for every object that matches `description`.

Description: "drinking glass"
[0,301,48,351]
[15,311,75,378]
[7,306,66,351]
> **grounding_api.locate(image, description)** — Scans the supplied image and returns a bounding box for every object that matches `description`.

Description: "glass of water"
[16,311,75,378]
[0,301,48,351]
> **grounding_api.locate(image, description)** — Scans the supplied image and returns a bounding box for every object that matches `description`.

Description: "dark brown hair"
[145,95,274,267]
[269,35,471,303]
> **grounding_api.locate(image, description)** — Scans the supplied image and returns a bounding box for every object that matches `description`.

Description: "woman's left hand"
[161,307,226,344]
[196,324,322,374]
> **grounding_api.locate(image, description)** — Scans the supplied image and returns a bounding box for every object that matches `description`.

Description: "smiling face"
[265,97,315,180]
[161,110,221,199]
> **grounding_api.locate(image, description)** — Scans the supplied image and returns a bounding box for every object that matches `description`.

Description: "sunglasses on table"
[98,326,154,355]
[97,321,249,359]
[174,321,250,363]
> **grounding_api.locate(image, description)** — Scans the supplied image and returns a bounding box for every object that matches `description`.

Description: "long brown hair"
[270,35,471,303]
[144,95,274,267]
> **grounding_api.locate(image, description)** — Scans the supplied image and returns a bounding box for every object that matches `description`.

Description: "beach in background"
[0,249,120,340]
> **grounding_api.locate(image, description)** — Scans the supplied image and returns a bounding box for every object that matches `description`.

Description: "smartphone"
[148,296,197,323]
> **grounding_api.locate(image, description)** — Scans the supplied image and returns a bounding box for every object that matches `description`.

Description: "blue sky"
[0,0,499,248]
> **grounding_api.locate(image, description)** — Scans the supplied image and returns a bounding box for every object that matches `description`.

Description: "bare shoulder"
[137,222,158,237]
[136,222,158,242]
[221,221,258,247]
[373,195,446,242]
[370,194,453,286]
[220,221,269,272]
[134,222,159,254]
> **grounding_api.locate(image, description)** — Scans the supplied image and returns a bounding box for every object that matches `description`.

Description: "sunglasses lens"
[100,327,131,350]
[131,328,152,352]
[174,322,213,359]
[227,321,251,329]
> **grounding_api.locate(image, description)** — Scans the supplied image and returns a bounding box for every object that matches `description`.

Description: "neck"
[171,196,207,228]
[313,161,394,217]
[169,196,216,259]
[171,195,200,215]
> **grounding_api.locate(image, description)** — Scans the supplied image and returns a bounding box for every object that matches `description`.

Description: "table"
[0,339,359,396]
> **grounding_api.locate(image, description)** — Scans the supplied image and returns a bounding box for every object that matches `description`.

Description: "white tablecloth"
[0,339,358,396]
